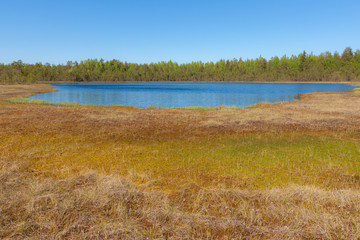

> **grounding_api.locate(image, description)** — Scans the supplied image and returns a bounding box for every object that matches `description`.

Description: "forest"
[1,47,360,83]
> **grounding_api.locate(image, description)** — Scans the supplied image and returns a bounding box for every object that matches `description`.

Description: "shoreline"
[1,82,360,239]
[34,80,360,85]
[1,82,358,109]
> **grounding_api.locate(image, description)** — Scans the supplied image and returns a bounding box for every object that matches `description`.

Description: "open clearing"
[1,84,360,239]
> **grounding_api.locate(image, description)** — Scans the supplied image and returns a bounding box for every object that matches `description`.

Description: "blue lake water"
[28,83,355,108]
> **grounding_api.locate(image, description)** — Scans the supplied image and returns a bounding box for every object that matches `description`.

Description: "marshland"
[1,80,360,239]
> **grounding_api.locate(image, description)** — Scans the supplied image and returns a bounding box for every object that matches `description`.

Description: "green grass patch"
[6,132,360,191]
[4,97,82,106]
[4,97,248,110]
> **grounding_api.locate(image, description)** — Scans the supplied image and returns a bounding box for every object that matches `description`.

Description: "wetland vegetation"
[1,84,360,239]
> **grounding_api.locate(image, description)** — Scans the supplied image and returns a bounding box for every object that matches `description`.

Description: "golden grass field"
[1,83,360,239]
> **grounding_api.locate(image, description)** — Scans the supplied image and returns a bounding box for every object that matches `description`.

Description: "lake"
[28,83,355,108]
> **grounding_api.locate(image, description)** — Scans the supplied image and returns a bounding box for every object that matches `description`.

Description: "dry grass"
[1,84,360,239]
[1,158,360,239]
[0,84,55,100]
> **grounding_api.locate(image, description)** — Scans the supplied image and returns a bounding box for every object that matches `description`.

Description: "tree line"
[1,47,360,84]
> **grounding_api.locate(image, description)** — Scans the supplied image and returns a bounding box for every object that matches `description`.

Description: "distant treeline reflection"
[1,47,360,83]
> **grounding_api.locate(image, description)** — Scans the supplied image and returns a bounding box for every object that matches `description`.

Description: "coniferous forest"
[1,47,360,84]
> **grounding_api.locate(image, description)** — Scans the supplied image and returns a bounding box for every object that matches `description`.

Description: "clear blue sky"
[1,0,359,64]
